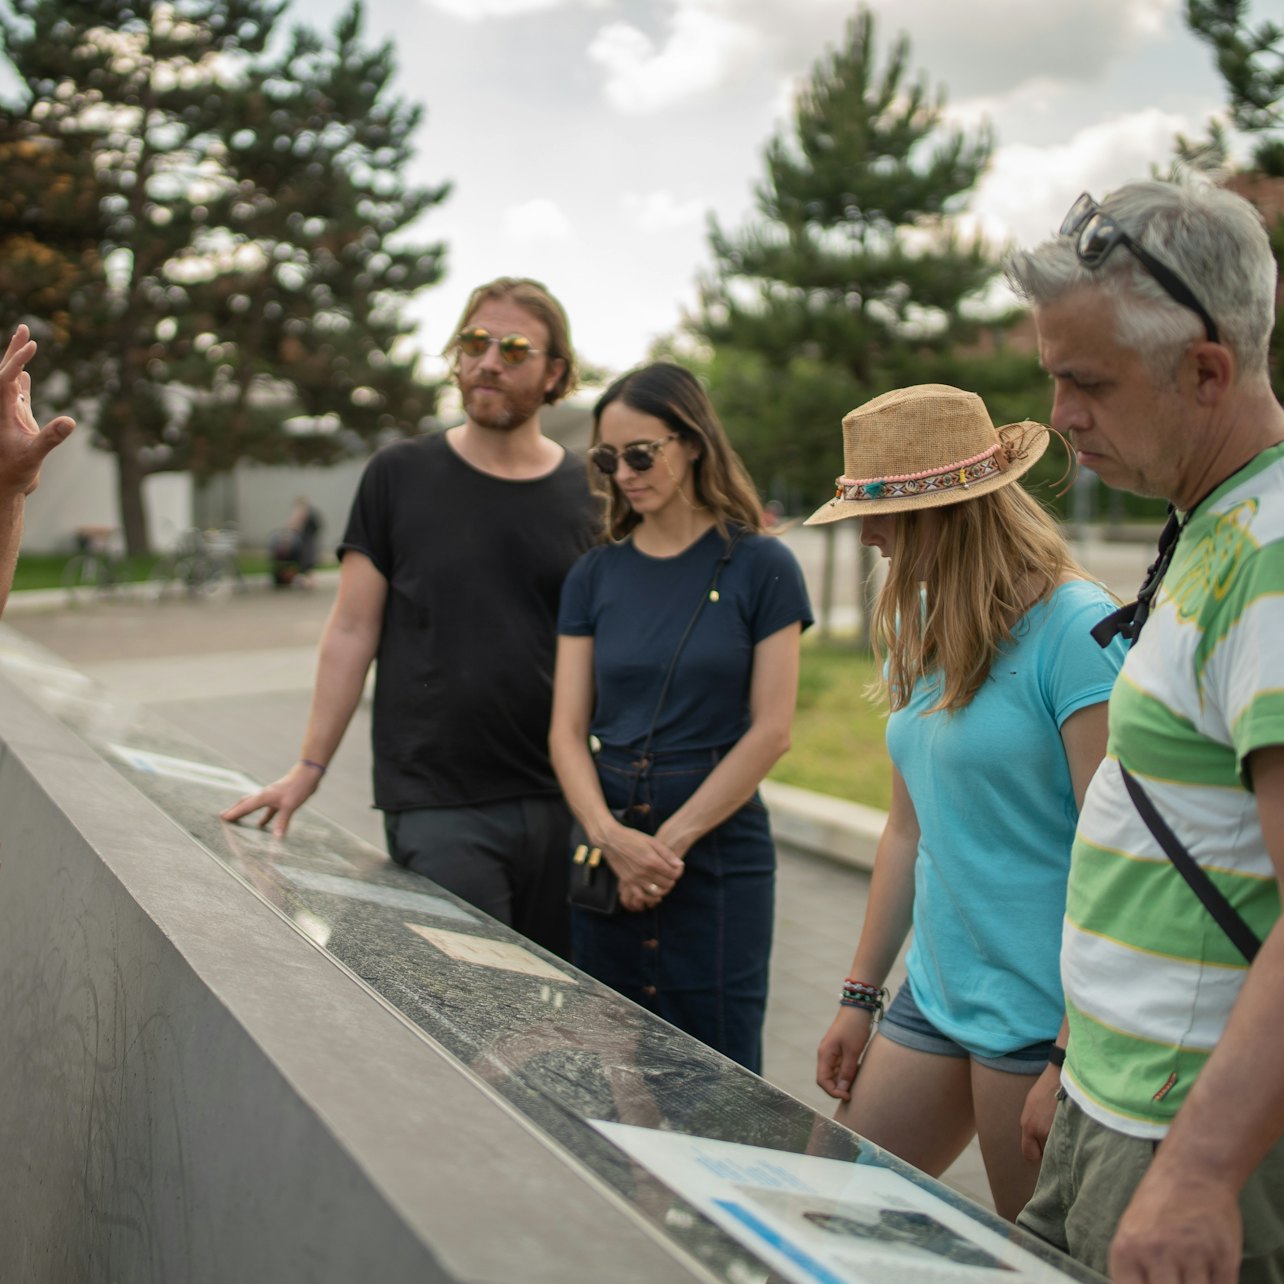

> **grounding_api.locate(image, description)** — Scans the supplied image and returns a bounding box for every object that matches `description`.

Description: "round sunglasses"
[456,326,542,366]
[588,435,678,476]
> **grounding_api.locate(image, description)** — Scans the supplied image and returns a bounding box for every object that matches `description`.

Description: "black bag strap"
[1119,764,1260,963]
[625,528,745,805]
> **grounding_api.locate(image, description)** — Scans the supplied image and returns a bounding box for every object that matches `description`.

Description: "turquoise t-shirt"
[887,580,1127,1059]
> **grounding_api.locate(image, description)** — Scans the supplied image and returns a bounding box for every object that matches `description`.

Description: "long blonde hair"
[871,485,1089,713]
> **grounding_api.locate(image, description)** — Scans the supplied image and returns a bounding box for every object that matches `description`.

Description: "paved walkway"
[5,527,1154,1213]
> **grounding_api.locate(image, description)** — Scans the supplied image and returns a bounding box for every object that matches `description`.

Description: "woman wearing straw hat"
[812,384,1127,1219]
[550,362,812,1073]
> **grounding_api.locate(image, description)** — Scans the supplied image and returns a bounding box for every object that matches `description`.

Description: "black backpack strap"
[1119,765,1260,963]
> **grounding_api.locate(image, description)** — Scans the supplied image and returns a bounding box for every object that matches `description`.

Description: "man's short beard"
[462,381,547,431]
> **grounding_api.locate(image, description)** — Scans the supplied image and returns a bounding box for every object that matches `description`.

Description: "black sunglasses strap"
[1119,765,1260,963]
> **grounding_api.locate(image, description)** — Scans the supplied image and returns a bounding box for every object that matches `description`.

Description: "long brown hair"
[592,362,765,542]
[872,484,1091,713]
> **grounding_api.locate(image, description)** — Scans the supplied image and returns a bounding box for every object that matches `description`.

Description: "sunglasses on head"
[1059,193,1220,344]
[456,326,542,366]
[588,435,678,476]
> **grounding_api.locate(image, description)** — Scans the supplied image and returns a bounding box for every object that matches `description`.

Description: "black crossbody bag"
[568,530,744,915]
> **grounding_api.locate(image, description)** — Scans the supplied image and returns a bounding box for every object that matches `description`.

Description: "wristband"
[839,979,888,1016]
[300,758,327,774]
[1047,1045,1066,1068]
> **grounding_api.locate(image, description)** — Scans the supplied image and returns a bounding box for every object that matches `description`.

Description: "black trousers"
[385,794,573,960]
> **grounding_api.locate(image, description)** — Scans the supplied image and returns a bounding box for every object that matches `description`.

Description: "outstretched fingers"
[0,325,33,380]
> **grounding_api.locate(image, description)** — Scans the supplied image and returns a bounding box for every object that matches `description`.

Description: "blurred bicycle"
[148,526,246,600]
[61,526,125,603]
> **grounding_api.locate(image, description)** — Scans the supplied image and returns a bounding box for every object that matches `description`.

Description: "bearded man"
[224,279,597,957]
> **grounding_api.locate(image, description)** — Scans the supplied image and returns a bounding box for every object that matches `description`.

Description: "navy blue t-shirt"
[557,527,813,753]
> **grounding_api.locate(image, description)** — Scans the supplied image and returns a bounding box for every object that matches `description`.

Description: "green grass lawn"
[12,550,270,592]
[769,639,891,812]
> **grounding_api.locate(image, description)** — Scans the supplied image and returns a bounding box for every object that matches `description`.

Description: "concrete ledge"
[762,779,884,872]
[0,656,690,1282]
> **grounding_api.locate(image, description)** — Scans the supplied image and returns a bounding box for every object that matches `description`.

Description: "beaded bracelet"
[839,979,888,1015]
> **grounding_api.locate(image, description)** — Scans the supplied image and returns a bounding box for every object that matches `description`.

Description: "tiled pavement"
[5,528,1153,1214]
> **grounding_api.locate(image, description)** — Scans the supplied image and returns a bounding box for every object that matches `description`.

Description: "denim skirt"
[571,746,776,1074]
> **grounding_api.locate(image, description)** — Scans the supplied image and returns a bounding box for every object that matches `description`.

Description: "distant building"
[22,392,595,557]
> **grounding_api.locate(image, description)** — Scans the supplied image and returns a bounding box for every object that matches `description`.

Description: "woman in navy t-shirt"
[550,362,812,1073]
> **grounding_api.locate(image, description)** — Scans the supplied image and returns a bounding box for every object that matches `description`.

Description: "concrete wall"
[22,427,191,554]
[0,664,683,1282]
[225,458,367,554]
[22,401,595,556]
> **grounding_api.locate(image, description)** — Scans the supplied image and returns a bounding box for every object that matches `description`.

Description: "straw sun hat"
[805,384,1050,525]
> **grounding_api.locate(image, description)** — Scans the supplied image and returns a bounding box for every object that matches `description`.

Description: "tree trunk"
[115,423,150,556]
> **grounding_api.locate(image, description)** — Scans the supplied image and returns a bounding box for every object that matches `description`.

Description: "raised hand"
[0,326,75,499]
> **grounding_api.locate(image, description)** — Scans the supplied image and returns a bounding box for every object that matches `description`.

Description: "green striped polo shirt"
[1062,443,1284,1139]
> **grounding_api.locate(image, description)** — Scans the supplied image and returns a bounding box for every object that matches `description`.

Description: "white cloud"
[966,108,1202,250]
[623,190,708,231]
[272,0,1236,381]
[502,198,573,241]
[902,0,1177,79]
[689,0,1185,105]
[588,1,761,113]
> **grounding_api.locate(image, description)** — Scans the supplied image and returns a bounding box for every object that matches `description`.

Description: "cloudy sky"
[302,0,1260,380]
[11,0,1271,383]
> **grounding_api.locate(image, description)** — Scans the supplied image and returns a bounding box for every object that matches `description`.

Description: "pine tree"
[0,112,106,361]
[1187,0,1283,175]
[0,0,286,552]
[691,8,1004,502]
[1183,0,1283,403]
[175,3,449,479]
[0,0,448,553]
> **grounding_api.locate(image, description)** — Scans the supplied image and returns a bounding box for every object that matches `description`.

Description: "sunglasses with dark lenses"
[1059,193,1220,344]
[588,435,678,476]
[456,327,542,365]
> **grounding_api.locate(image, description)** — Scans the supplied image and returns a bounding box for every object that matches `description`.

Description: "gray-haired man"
[1007,174,1284,1284]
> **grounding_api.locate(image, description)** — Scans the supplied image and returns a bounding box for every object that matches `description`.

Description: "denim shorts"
[879,981,1055,1075]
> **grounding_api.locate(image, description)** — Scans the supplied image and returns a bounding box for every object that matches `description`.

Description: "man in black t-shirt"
[223,279,597,956]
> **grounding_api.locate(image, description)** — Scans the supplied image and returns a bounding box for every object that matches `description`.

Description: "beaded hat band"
[805,384,1050,525]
